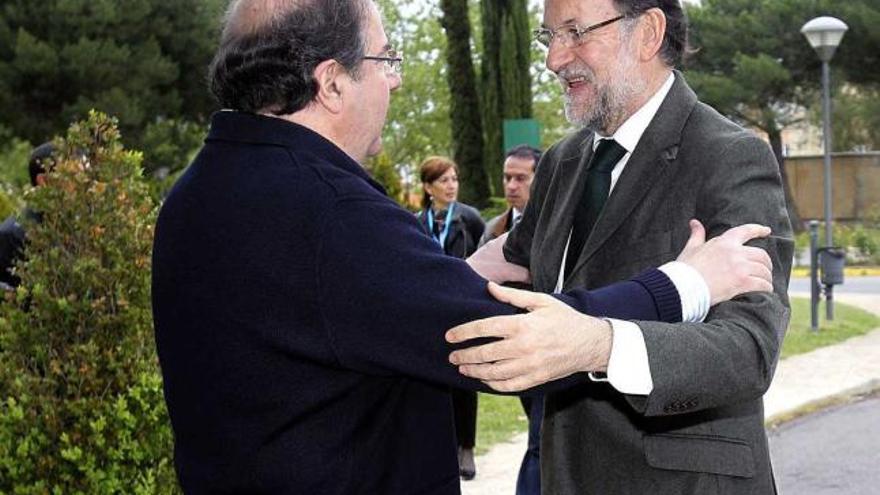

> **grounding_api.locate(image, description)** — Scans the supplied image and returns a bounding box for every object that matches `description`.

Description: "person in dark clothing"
[151,1,775,493]
[416,156,484,479]
[477,144,543,495]
[0,142,54,290]
[446,1,793,493]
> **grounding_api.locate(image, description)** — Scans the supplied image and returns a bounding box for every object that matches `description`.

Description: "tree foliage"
[825,86,880,152]
[479,0,533,193]
[368,152,404,205]
[684,0,880,230]
[0,0,224,162]
[439,0,491,208]
[374,0,453,201]
[0,112,177,493]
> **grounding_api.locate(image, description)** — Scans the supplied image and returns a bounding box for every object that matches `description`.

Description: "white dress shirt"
[554,72,710,395]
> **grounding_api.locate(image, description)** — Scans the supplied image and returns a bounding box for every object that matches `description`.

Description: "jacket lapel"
[490,209,513,239]
[534,139,595,292]
[564,72,699,284]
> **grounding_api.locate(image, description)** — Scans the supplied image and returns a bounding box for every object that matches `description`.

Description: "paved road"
[769,393,880,495]
[789,276,880,294]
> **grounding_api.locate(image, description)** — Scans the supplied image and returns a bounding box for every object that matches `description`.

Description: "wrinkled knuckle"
[485,366,501,381]
[476,348,491,363]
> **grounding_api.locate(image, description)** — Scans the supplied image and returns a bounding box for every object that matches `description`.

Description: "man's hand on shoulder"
[445,283,610,392]
[676,219,773,305]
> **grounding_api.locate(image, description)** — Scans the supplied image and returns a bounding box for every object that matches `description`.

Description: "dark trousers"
[452,388,477,448]
[516,395,543,495]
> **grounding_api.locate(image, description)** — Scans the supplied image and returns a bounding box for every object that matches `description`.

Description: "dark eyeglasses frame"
[533,14,626,48]
[362,50,403,75]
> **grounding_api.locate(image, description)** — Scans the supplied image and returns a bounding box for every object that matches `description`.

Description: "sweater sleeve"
[316,194,682,392]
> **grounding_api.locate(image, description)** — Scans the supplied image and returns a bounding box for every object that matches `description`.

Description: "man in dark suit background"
[480,145,542,247]
[448,0,794,494]
[151,0,777,493]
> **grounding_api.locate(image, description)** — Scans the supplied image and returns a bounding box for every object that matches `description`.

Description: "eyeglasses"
[363,49,403,75]
[533,15,625,48]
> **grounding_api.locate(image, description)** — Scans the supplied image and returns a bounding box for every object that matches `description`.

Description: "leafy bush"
[793,221,880,266]
[368,152,404,205]
[0,111,179,493]
[0,126,32,190]
[138,117,206,201]
[0,186,21,221]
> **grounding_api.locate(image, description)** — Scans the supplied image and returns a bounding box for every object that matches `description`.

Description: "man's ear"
[636,7,666,62]
[313,59,349,114]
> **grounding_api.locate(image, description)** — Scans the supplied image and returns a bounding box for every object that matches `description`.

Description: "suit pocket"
[644,433,756,478]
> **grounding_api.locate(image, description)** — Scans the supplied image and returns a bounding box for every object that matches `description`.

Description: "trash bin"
[819,247,845,286]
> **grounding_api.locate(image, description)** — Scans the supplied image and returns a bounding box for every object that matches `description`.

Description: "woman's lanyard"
[427,202,456,248]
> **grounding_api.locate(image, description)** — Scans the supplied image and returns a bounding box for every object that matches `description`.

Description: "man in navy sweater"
[151,1,772,493]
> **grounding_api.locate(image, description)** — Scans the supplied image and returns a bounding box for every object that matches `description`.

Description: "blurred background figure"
[480,145,540,245]
[0,142,54,291]
[416,155,485,480]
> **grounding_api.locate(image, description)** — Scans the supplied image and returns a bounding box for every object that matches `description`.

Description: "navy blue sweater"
[152,112,680,494]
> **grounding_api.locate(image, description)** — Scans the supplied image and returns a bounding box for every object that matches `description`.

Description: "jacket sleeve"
[315,194,680,393]
[632,133,794,417]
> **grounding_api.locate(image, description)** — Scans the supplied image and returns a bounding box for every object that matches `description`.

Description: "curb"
[765,378,880,429]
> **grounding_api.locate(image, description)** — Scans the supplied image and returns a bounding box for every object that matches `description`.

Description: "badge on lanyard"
[427,202,456,248]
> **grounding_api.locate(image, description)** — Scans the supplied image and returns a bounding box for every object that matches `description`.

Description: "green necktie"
[564,139,627,279]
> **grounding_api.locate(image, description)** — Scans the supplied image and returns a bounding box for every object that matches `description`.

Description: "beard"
[558,36,646,134]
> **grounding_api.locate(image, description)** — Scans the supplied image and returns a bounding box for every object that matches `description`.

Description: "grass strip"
[473,298,880,453]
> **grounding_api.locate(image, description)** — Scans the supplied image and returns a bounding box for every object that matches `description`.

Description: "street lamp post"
[801,16,847,321]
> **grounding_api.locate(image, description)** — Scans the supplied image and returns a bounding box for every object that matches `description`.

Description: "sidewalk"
[461,292,880,495]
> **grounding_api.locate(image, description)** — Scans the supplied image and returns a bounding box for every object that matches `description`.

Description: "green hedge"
[0,112,178,493]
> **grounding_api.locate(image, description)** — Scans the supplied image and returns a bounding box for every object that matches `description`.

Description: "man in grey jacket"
[448,0,793,493]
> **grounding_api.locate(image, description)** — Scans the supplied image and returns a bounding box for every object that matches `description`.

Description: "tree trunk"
[439,0,491,208]
[767,128,804,233]
[479,0,533,194]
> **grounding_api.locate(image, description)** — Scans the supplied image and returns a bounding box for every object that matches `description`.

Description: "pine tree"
[480,0,533,193]
[439,0,492,208]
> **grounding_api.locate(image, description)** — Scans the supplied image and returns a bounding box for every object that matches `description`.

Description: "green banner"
[503,119,541,152]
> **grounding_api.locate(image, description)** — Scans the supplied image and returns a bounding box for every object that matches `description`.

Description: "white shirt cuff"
[588,318,653,395]
[659,261,710,323]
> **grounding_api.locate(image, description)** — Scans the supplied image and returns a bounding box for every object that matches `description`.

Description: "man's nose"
[545,40,574,74]
[389,72,402,92]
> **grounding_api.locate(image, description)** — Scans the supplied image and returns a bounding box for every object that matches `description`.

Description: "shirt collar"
[592,72,675,153]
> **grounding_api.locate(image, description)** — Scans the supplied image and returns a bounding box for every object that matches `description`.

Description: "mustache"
[556,66,596,85]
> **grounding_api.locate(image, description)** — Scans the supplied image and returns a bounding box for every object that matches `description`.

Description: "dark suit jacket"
[479,208,515,247]
[152,112,682,494]
[416,202,485,259]
[505,72,794,494]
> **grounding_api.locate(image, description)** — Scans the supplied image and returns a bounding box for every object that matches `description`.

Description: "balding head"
[222,0,302,41]
[210,0,371,115]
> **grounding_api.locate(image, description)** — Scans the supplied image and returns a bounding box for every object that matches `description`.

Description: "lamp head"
[801,16,848,62]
